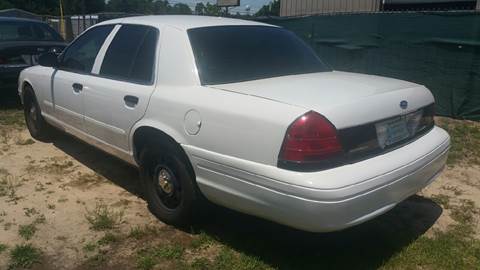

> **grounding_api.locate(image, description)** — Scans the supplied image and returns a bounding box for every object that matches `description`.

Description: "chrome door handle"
[72,83,83,93]
[124,95,139,108]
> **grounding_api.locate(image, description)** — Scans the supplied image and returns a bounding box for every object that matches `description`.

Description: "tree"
[106,0,155,14]
[0,0,105,15]
[153,0,170,14]
[170,3,192,15]
[0,0,13,10]
[194,2,206,15]
[255,0,280,17]
[0,0,61,15]
[204,2,221,16]
[63,0,105,15]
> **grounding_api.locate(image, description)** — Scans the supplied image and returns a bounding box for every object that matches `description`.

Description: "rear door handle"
[72,83,83,93]
[124,95,139,108]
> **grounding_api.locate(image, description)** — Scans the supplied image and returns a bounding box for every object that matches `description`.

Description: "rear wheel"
[140,142,202,228]
[23,86,52,141]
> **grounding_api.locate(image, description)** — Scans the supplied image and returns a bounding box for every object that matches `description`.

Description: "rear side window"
[100,25,158,84]
[60,25,113,73]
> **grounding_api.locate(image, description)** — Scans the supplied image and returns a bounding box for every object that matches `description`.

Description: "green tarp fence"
[259,12,480,121]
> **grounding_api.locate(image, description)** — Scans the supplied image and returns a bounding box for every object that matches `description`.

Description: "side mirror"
[38,52,59,68]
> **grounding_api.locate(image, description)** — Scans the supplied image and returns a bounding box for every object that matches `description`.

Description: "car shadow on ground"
[49,131,443,270]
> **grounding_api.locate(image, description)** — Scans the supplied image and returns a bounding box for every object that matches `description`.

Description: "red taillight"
[279,111,343,165]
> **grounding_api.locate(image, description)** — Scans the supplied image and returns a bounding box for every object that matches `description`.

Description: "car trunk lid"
[208,71,434,129]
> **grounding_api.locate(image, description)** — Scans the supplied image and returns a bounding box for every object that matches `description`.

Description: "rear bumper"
[184,126,450,232]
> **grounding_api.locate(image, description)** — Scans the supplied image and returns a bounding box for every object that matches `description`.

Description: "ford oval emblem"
[400,100,408,110]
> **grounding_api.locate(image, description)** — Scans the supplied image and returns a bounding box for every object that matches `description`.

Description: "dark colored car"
[0,17,66,92]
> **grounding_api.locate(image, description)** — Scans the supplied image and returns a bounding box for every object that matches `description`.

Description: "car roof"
[95,15,276,30]
[0,16,46,24]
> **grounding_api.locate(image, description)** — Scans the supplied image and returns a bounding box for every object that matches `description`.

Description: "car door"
[83,24,159,152]
[53,25,114,131]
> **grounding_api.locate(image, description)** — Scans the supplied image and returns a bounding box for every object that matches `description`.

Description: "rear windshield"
[0,21,63,42]
[187,25,331,85]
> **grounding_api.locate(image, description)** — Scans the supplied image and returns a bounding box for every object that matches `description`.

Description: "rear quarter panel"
[136,85,307,166]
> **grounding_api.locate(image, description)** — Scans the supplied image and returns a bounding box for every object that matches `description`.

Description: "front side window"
[0,21,63,42]
[100,24,158,84]
[59,25,113,73]
[188,25,331,85]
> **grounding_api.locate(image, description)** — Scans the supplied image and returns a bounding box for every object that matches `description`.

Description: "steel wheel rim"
[153,164,181,210]
[26,101,38,131]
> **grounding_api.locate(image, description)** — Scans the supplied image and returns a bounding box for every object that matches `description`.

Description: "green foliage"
[106,0,193,15]
[0,243,7,254]
[255,0,280,17]
[195,2,222,16]
[18,224,37,240]
[8,244,42,269]
[437,118,480,166]
[97,232,120,246]
[85,203,123,231]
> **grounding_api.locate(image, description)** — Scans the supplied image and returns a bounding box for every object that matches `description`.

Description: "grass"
[85,203,124,231]
[437,117,480,166]
[8,244,42,269]
[0,109,24,129]
[18,224,37,241]
[128,225,160,240]
[98,232,120,246]
[0,175,22,203]
[190,231,216,249]
[0,243,7,254]
[430,193,451,209]
[136,244,185,270]
[83,242,97,253]
[15,138,35,146]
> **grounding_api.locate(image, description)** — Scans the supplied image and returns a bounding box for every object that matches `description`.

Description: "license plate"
[375,116,410,149]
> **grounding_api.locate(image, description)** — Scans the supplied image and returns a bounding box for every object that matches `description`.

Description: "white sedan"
[18,15,450,232]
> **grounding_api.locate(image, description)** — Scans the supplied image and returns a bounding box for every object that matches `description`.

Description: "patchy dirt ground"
[0,110,479,270]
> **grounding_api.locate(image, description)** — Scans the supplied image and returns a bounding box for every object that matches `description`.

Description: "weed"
[18,224,37,240]
[155,244,184,260]
[136,252,156,270]
[0,174,22,202]
[85,251,107,268]
[0,109,24,128]
[191,231,215,249]
[8,244,42,269]
[34,214,46,225]
[0,243,7,254]
[431,194,451,209]
[47,204,56,210]
[451,200,478,225]
[23,207,38,217]
[83,242,97,252]
[128,225,159,240]
[437,117,480,166]
[15,138,35,146]
[85,203,123,231]
[190,257,213,270]
[98,232,120,246]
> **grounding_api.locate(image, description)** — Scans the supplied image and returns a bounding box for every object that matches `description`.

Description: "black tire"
[23,86,52,141]
[140,141,203,228]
